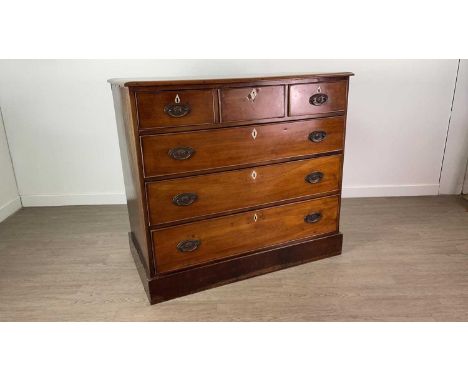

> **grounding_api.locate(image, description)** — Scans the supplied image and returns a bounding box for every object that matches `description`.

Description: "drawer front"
[289,81,347,116]
[136,89,216,129]
[152,196,339,272]
[147,155,342,225]
[220,86,285,122]
[142,116,344,177]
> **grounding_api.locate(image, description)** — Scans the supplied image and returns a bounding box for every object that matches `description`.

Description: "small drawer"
[289,81,348,117]
[220,85,285,122]
[152,195,339,272]
[136,89,216,129]
[146,155,342,225]
[141,116,344,178]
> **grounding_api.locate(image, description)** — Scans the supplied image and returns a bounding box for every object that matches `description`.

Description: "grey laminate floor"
[0,196,467,321]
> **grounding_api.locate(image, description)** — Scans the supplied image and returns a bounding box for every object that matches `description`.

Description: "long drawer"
[147,155,342,225]
[141,116,344,178]
[152,195,339,273]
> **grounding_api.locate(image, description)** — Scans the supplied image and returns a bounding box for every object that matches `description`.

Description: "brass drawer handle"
[309,93,328,106]
[173,193,198,206]
[164,93,191,117]
[305,171,324,184]
[304,212,322,224]
[168,147,195,160]
[177,239,201,253]
[164,103,191,117]
[309,131,327,143]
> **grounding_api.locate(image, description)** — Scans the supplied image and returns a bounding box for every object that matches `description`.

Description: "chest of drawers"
[109,72,352,304]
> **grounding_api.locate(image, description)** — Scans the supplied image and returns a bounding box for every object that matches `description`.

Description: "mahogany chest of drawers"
[109,72,352,304]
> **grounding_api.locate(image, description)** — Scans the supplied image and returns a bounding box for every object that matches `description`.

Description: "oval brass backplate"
[168,147,195,160]
[308,131,327,143]
[309,93,328,106]
[177,239,201,253]
[164,103,191,118]
[172,193,198,206]
[304,212,322,224]
[305,172,324,184]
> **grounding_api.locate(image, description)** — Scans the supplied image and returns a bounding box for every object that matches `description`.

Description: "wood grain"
[108,72,355,87]
[152,196,339,273]
[113,73,351,303]
[146,155,342,225]
[111,85,154,275]
[136,89,216,129]
[109,73,353,135]
[289,80,348,116]
[220,85,285,122]
[141,117,345,178]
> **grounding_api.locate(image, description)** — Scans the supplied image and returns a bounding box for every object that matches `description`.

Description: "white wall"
[464,163,468,195]
[439,60,468,194]
[464,166,468,195]
[0,60,464,206]
[0,106,20,221]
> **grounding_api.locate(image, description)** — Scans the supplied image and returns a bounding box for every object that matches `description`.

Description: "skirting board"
[20,193,126,207]
[0,197,22,223]
[18,185,444,207]
[342,184,440,198]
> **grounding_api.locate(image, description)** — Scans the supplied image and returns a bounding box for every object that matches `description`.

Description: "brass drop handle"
[172,193,198,206]
[305,172,324,184]
[309,131,327,143]
[309,93,328,106]
[309,85,328,106]
[168,147,195,160]
[164,93,191,117]
[304,212,322,224]
[177,239,201,253]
